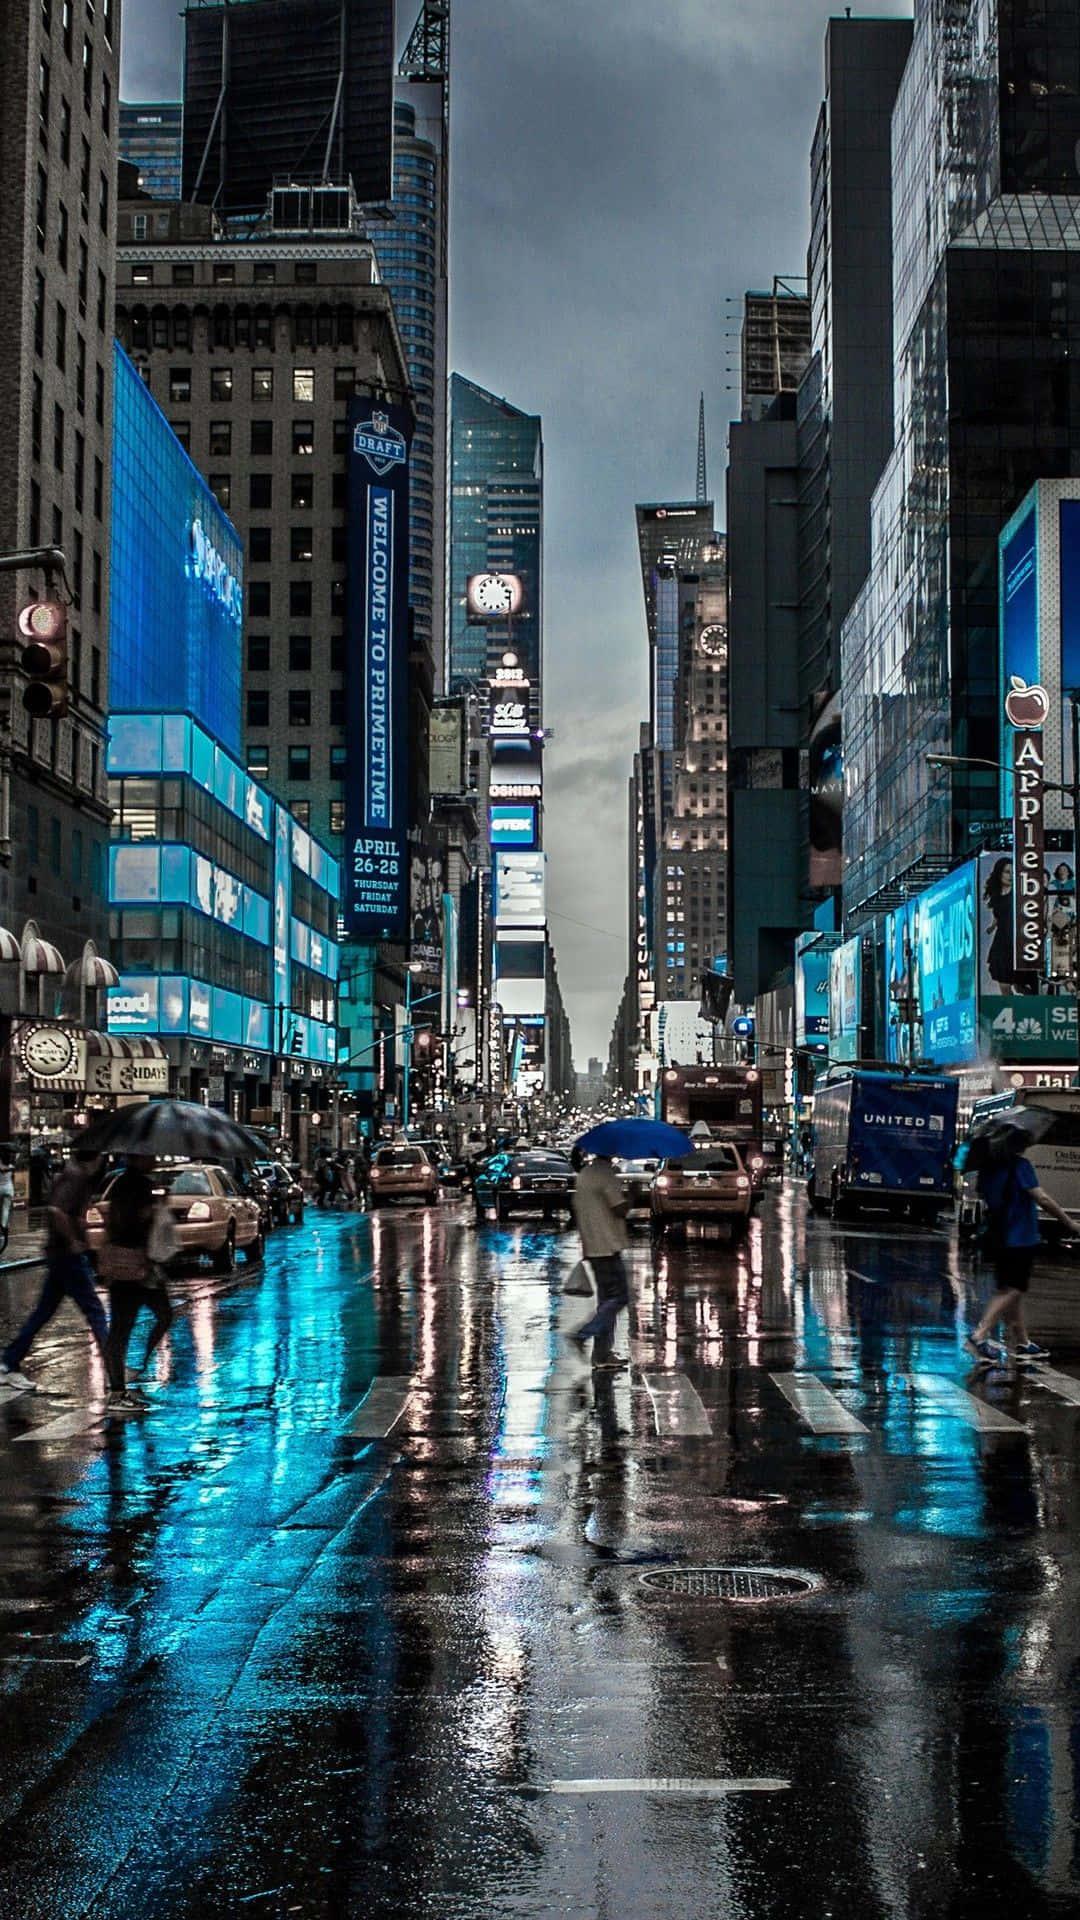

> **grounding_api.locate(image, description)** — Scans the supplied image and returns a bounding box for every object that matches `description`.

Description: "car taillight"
[86,1205,102,1226]
[511,1176,523,1189]
[187,1201,212,1221]
[735,1176,749,1191]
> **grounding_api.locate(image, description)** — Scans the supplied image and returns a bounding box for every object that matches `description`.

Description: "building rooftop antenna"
[696,391,707,504]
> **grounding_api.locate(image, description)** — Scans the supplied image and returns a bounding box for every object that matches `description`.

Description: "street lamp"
[927,712,1080,1084]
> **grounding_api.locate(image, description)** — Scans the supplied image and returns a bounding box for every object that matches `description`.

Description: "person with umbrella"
[98,1155,176,1410]
[965,1109,1074,1366]
[564,1118,687,1371]
[0,1145,107,1394]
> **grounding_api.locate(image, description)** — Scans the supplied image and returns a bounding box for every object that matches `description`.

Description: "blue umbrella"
[576,1117,690,1160]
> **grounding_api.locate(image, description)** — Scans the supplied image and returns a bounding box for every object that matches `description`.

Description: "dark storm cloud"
[121,0,913,1063]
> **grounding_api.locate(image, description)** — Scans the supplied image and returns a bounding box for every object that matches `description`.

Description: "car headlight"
[735,1177,749,1191]
[187,1201,212,1221]
[656,1175,671,1190]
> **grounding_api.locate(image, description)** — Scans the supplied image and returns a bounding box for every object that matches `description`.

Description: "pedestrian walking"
[0,1146,107,1393]
[339,1154,357,1208]
[99,1156,175,1410]
[353,1143,371,1210]
[314,1154,331,1209]
[568,1147,631,1371]
[965,1121,1073,1367]
[0,1149,15,1255]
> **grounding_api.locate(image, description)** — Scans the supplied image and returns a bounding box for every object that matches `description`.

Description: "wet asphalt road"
[2,1188,1080,1918]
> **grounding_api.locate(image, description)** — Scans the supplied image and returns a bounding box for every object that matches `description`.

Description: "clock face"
[466,572,523,619]
[699,624,727,657]
[22,1025,77,1079]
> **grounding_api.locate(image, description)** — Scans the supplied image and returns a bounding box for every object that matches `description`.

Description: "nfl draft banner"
[345,399,412,937]
[1006,677,1049,975]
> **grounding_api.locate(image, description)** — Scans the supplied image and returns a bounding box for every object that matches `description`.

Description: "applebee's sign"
[1006,678,1048,974]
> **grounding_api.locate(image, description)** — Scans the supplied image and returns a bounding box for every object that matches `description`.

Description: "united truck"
[808,1069,959,1221]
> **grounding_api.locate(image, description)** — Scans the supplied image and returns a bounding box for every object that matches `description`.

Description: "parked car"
[253,1159,305,1226]
[473,1149,576,1223]
[649,1145,753,1242]
[369,1144,439,1208]
[613,1156,662,1210]
[86,1162,264,1271]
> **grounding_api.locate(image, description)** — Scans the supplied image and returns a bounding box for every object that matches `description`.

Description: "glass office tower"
[842,0,1080,918]
[449,374,543,724]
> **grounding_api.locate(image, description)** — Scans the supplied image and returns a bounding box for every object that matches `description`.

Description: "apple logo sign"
[1004,676,1050,729]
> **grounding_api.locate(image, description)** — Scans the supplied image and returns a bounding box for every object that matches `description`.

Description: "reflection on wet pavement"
[1,1189,1080,1916]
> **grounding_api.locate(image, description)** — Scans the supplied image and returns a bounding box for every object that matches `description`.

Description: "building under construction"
[182,0,395,213]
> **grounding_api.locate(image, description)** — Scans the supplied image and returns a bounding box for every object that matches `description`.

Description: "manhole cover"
[638,1566,817,1602]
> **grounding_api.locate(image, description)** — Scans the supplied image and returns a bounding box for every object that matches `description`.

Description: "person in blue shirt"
[966,1129,1072,1366]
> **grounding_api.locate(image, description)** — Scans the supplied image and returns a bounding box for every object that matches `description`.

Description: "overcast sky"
[122,0,913,1067]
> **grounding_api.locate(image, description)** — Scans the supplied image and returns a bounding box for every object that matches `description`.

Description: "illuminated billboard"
[884,861,977,1066]
[494,928,545,1017]
[977,848,1078,1060]
[489,804,538,850]
[828,936,861,1063]
[344,397,412,938]
[110,345,244,755]
[495,851,545,925]
[997,479,1080,809]
[794,932,837,1047]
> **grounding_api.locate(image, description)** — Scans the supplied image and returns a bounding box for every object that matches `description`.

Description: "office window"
[93,455,102,520]
[292,419,314,456]
[289,635,311,671]
[209,366,233,401]
[330,746,346,778]
[333,366,356,399]
[169,367,191,403]
[59,96,70,164]
[209,420,231,456]
[329,689,345,727]
[209,474,230,509]
[247,744,269,777]
[91,548,101,614]
[248,527,271,563]
[247,633,270,672]
[39,55,50,128]
[330,800,345,835]
[292,801,311,828]
[57,203,68,269]
[249,474,272,509]
[295,261,317,285]
[31,377,42,461]
[77,236,87,313]
[29,480,40,546]
[247,690,269,728]
[291,472,314,509]
[96,269,106,331]
[94,361,104,425]
[79,137,89,208]
[332,419,349,455]
[253,262,276,285]
[98,168,108,233]
[170,420,190,449]
[50,817,61,875]
[101,72,111,135]
[293,368,315,403]
[288,745,311,781]
[35,165,47,247]
[330,580,344,617]
[331,526,347,563]
[250,419,273,455]
[71,828,83,887]
[288,690,311,728]
[289,581,312,618]
[172,263,194,286]
[53,402,64,471]
[213,261,235,285]
[27,806,39,866]
[330,634,345,672]
[249,581,270,618]
[290,527,313,563]
[252,366,273,399]
[73,429,84,509]
[332,472,347,510]
[82,37,92,111]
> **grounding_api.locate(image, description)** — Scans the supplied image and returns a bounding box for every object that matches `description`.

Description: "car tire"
[213,1226,236,1274]
[730,1215,749,1243]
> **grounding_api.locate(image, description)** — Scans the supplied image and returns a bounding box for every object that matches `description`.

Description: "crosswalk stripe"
[344,1376,414,1438]
[1026,1365,1080,1407]
[12,1407,106,1444]
[642,1372,712,1436]
[547,1777,790,1797]
[769,1372,868,1435]
[900,1373,1027,1433]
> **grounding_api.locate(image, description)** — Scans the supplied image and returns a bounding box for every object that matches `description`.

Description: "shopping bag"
[563,1259,594,1297]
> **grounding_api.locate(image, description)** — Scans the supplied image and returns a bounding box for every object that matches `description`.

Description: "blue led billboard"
[344,397,412,938]
[110,346,244,756]
[884,861,977,1067]
[999,495,1038,808]
[490,804,538,850]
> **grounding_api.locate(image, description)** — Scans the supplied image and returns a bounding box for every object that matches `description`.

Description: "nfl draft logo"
[353,409,407,476]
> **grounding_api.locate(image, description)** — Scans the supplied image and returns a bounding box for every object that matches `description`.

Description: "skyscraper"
[842,0,1080,919]
[0,0,120,954]
[118,102,182,199]
[449,374,543,722]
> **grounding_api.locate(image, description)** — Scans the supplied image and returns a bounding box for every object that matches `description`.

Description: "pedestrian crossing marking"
[1025,1365,1080,1408]
[11,1407,106,1444]
[769,1372,868,1435]
[547,1777,790,1797]
[344,1376,414,1438]
[900,1373,1026,1434]
[642,1372,712,1437]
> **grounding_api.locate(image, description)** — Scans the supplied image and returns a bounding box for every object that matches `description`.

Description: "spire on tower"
[696,392,707,503]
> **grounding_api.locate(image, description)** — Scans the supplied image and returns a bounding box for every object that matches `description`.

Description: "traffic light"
[412,1026,437,1066]
[19,600,68,719]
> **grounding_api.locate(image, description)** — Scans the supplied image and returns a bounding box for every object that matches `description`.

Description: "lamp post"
[928,718,1080,1085]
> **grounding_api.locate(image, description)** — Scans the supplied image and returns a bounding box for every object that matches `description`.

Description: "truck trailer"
[809,1070,959,1221]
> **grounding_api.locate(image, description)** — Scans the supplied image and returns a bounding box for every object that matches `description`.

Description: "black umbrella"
[74,1099,265,1162]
